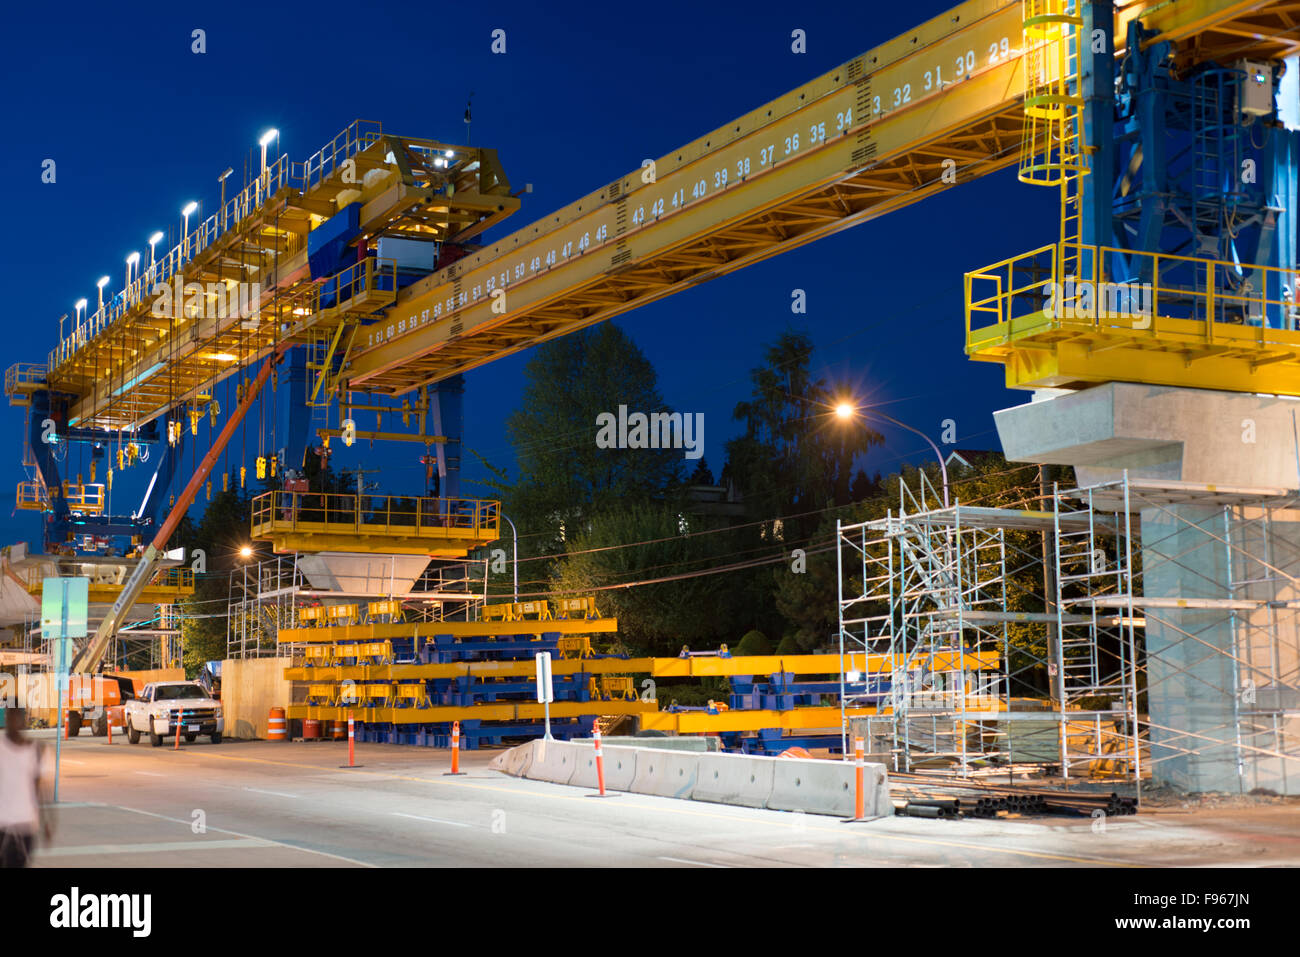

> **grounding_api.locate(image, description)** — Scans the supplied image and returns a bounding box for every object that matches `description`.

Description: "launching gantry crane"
[8,0,1299,673]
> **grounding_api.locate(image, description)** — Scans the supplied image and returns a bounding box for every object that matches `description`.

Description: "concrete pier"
[995,383,1300,794]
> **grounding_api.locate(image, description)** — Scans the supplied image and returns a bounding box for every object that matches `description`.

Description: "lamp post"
[181,202,198,262]
[148,231,164,277]
[96,275,109,313]
[126,252,140,306]
[835,402,950,508]
[258,129,279,198]
[74,299,86,346]
[218,168,233,232]
[500,513,519,601]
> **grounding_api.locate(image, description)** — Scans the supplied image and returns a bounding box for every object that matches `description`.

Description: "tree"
[723,330,883,547]
[174,488,253,676]
[498,321,683,561]
[551,502,771,657]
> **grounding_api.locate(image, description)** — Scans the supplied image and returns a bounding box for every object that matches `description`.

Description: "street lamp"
[837,400,950,507]
[238,545,254,560]
[148,231,164,273]
[258,129,279,191]
[181,201,198,261]
[126,252,140,304]
[218,167,234,230]
[74,298,87,345]
[96,275,110,313]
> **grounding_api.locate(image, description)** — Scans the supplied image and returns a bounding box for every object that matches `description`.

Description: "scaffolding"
[226,553,488,659]
[838,471,1300,793]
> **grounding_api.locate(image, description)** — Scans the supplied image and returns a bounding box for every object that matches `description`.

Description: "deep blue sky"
[0,0,1056,548]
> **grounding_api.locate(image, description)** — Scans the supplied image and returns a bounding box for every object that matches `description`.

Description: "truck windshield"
[154,685,206,700]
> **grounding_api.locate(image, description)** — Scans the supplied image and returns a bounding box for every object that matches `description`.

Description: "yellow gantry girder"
[338,0,1300,398]
[33,1,1300,426]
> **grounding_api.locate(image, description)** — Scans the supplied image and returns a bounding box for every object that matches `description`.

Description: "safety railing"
[62,481,106,514]
[15,480,47,511]
[321,257,398,313]
[46,122,381,372]
[4,363,47,398]
[251,490,501,540]
[966,241,1300,347]
[301,119,385,192]
[22,564,193,595]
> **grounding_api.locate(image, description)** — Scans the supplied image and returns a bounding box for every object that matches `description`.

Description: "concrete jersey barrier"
[491,739,891,818]
[692,751,776,809]
[570,744,639,791]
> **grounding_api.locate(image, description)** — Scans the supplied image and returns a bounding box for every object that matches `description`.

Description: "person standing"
[0,708,52,867]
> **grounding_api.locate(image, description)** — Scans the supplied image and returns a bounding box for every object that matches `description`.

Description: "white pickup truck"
[124,681,224,747]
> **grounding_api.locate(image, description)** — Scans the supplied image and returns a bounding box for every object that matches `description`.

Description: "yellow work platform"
[288,699,657,725]
[25,567,195,604]
[4,363,46,407]
[966,242,1300,396]
[250,489,500,556]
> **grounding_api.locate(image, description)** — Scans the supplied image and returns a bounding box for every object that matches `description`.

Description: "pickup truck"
[124,681,224,746]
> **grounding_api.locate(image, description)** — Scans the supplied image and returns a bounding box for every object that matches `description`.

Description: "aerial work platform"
[250,490,500,556]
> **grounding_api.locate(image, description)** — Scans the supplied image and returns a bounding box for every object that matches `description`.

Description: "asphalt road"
[28,732,1300,867]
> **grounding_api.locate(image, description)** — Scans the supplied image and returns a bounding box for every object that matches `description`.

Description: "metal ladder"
[1018,0,1088,279]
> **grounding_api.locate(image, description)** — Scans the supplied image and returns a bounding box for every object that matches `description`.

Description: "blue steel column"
[431,375,464,500]
[276,346,312,475]
[1081,1,1115,250]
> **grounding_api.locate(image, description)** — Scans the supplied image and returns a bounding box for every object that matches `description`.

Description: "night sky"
[0,0,1057,549]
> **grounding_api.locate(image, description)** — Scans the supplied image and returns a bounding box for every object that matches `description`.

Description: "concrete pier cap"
[995,382,1300,490]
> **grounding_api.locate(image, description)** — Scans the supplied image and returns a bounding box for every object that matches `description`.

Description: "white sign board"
[534,651,554,703]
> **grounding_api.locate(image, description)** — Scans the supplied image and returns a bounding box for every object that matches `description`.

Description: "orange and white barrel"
[268,707,287,741]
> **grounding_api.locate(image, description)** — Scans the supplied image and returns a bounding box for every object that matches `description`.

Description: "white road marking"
[134,771,164,777]
[101,804,376,867]
[657,856,731,868]
[244,787,299,799]
[37,838,271,857]
[391,811,471,828]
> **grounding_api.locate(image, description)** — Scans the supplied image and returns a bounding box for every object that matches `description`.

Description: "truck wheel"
[184,733,197,742]
[210,732,223,745]
[127,726,140,744]
[66,711,83,736]
[92,715,108,737]
[149,732,162,747]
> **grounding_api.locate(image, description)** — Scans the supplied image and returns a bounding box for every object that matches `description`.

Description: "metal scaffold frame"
[226,553,489,660]
[838,471,1300,791]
